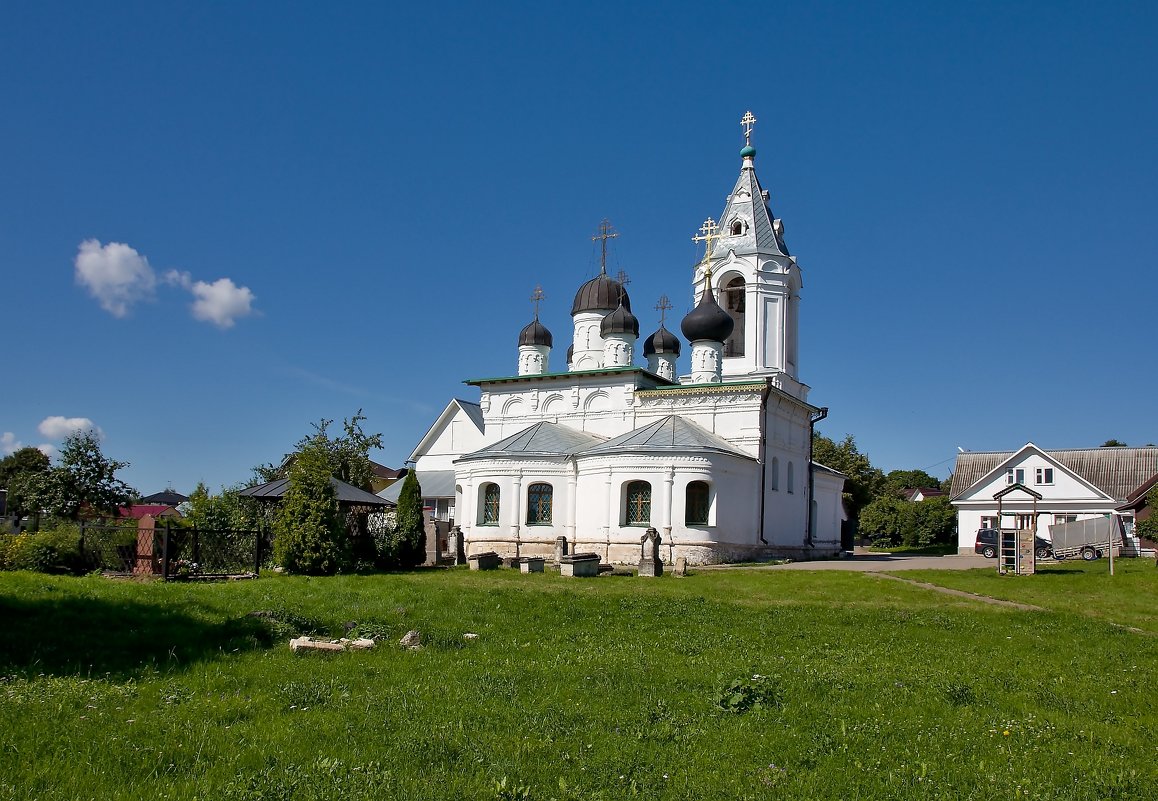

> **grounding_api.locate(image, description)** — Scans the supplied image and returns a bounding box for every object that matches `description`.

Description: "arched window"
[787,462,795,494]
[625,481,652,526]
[722,275,745,357]
[481,483,500,524]
[771,457,780,491]
[730,219,743,236]
[527,482,553,524]
[685,481,710,525]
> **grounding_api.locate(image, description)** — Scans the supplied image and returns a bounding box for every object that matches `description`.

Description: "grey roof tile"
[458,421,607,461]
[579,416,754,459]
[378,470,456,501]
[712,163,789,260]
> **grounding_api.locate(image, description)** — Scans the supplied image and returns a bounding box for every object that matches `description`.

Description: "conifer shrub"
[378,471,425,568]
[273,438,349,575]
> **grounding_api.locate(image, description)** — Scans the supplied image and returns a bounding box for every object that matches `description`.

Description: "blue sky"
[3,1,1156,494]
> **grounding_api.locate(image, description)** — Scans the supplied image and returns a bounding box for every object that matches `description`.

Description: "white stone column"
[602,334,636,367]
[689,340,724,383]
[571,313,606,371]
[662,465,675,543]
[648,353,677,382]
[604,468,615,560]
[511,474,523,557]
[565,464,577,545]
[518,345,549,376]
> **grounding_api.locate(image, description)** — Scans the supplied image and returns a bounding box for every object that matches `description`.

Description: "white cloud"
[38,416,102,440]
[76,242,257,329]
[1,432,22,455]
[74,239,156,317]
[37,444,56,458]
[188,277,256,329]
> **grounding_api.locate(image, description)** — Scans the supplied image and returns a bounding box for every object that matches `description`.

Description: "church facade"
[389,114,846,564]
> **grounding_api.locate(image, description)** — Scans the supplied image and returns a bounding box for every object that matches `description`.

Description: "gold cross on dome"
[592,218,619,275]
[692,217,719,279]
[615,270,631,287]
[654,294,673,326]
[741,110,757,145]
[530,284,545,318]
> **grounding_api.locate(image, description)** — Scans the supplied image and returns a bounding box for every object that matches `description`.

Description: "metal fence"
[80,522,269,580]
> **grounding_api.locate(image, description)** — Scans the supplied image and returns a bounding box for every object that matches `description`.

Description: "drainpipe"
[757,381,772,544]
[806,407,829,546]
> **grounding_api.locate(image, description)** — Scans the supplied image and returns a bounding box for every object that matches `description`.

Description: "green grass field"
[1,563,1155,800]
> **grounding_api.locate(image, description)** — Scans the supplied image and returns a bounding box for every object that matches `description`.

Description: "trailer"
[1046,516,1125,561]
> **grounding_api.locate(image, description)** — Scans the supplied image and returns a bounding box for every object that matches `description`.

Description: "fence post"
[254,526,263,576]
[161,521,171,581]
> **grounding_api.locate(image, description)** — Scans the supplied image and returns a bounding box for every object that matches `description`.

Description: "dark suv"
[975,528,1053,559]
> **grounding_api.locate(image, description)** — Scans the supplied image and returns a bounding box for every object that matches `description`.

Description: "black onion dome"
[600,301,639,337]
[571,273,631,315]
[518,319,553,348]
[681,281,734,343]
[642,324,681,357]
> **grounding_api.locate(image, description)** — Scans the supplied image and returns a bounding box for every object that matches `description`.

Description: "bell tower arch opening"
[720,273,746,358]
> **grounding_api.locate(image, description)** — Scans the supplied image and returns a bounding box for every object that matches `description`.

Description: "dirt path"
[868,573,1046,611]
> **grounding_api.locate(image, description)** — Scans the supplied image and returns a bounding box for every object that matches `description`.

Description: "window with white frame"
[1053,514,1077,525]
[1005,468,1025,485]
[1034,467,1054,485]
[980,516,998,530]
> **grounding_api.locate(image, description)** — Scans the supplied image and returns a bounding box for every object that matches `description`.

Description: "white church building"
[384,113,846,564]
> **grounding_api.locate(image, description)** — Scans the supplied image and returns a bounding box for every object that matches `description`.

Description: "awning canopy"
[239,476,394,508]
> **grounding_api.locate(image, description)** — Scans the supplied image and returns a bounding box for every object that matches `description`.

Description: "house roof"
[378,470,457,502]
[903,487,947,501]
[579,415,754,460]
[239,476,394,507]
[458,421,607,461]
[1118,471,1158,511]
[951,445,1158,501]
[140,489,189,506]
[369,461,406,480]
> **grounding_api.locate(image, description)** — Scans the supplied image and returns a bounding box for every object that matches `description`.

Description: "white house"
[950,443,1158,553]
[384,113,846,564]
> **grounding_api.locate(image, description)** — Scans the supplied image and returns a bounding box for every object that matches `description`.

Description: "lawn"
[0,566,1154,800]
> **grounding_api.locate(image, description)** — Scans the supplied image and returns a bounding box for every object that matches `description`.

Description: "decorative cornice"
[636,381,766,399]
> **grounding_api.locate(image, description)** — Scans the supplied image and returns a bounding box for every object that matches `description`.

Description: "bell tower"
[691,111,804,395]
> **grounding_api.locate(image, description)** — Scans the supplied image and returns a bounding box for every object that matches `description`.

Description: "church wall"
[569,453,762,565]
[811,470,845,551]
[455,457,576,557]
[477,375,641,442]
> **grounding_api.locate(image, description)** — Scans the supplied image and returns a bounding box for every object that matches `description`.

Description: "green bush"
[273,438,349,575]
[0,526,85,574]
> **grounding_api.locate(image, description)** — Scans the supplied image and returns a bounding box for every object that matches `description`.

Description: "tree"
[380,470,425,569]
[1102,439,1128,447]
[1136,486,1158,544]
[272,437,349,575]
[811,433,883,517]
[859,495,906,545]
[20,431,136,520]
[183,481,259,530]
[880,469,944,498]
[859,494,957,547]
[0,447,51,518]
[255,410,384,491]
